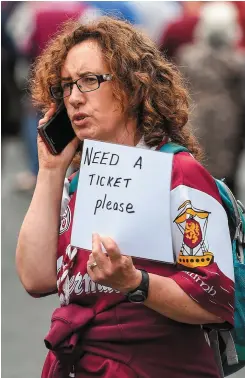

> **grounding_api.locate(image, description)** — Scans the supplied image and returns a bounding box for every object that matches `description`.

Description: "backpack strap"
[159,142,189,154]
[220,330,239,366]
[215,179,245,264]
[69,171,79,195]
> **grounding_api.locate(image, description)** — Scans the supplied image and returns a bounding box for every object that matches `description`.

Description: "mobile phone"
[38,104,76,155]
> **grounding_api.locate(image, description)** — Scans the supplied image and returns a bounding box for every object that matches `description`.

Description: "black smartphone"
[38,104,76,155]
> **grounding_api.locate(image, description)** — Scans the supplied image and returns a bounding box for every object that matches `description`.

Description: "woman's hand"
[37,103,79,173]
[87,233,142,293]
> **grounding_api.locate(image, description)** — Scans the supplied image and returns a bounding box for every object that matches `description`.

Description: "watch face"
[128,290,146,303]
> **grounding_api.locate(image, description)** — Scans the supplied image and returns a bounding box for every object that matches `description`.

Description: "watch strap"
[128,269,149,296]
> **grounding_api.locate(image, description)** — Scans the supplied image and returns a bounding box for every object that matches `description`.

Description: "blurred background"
[1,1,245,377]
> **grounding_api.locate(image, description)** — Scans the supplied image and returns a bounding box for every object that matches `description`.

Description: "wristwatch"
[126,269,149,303]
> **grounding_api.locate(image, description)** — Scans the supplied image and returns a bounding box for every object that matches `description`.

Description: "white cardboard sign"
[71,139,174,263]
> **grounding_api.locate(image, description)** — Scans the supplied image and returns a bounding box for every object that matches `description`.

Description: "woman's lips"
[73,117,89,127]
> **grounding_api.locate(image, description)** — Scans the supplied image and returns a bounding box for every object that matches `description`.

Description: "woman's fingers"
[92,233,108,267]
[38,103,57,127]
[100,236,121,261]
[68,136,80,151]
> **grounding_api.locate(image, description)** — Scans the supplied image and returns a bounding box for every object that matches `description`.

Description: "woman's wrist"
[121,269,142,294]
[38,166,67,179]
[36,168,67,192]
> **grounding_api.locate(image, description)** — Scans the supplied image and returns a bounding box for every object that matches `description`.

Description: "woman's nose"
[68,84,86,107]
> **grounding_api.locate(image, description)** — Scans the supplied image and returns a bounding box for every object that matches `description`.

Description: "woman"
[16,17,234,378]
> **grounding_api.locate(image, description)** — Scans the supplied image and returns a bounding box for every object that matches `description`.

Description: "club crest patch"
[174,200,214,269]
[59,206,71,235]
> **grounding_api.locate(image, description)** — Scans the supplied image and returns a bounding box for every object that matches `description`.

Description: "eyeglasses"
[50,73,113,99]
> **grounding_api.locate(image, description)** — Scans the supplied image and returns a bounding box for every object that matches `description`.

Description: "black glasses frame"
[49,74,113,99]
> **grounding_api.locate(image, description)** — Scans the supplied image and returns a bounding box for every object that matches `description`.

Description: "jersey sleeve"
[169,152,234,326]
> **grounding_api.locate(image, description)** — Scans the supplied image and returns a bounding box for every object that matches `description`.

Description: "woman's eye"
[62,83,71,90]
[84,76,97,84]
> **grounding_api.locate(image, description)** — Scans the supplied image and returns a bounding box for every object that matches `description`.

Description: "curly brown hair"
[30,16,203,162]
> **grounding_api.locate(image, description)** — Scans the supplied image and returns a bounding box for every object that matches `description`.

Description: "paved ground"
[2,136,245,378]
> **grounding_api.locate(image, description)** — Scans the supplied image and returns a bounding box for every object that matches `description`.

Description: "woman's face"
[62,40,137,145]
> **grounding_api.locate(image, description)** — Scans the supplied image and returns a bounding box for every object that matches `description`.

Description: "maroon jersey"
[41,150,234,378]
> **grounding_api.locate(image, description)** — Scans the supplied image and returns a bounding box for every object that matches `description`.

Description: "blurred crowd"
[2,1,245,195]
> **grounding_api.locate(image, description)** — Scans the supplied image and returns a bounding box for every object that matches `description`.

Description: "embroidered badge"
[174,200,214,268]
[59,206,71,235]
